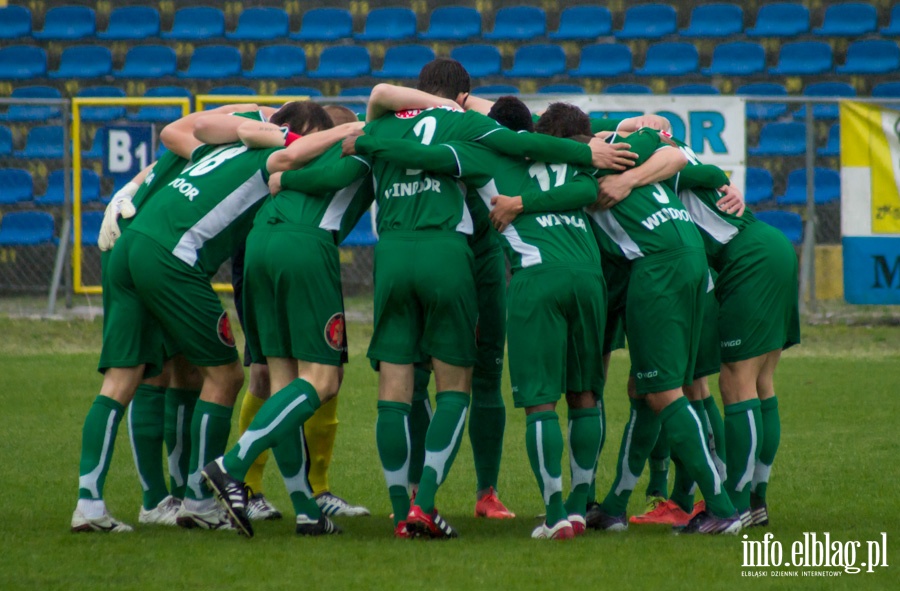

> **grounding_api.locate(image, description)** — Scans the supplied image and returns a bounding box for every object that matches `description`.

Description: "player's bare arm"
[366,83,461,122]
[597,147,688,209]
[615,114,673,134]
[159,103,259,158]
[238,121,289,149]
[716,184,745,217]
[266,121,364,173]
[588,137,639,171]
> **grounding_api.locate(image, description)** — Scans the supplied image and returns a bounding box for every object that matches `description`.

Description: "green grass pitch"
[0,313,897,590]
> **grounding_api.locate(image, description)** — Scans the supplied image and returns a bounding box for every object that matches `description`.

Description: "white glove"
[98,182,138,251]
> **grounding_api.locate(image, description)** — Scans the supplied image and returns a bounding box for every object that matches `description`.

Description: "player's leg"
[239,363,285,521]
[377,362,415,535]
[165,354,200,504]
[407,364,433,495]
[750,349,782,526]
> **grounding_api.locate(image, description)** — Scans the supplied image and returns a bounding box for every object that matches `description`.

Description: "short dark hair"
[535,103,591,138]
[417,58,470,99]
[487,96,534,133]
[271,101,334,136]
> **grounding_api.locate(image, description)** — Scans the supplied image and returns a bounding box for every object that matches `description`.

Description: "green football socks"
[469,372,505,494]
[272,424,320,519]
[376,400,411,527]
[564,406,602,517]
[127,384,168,510]
[165,387,198,499]
[724,399,763,513]
[186,400,233,501]
[600,397,659,517]
[78,395,124,500]
[415,391,470,514]
[408,366,431,486]
[526,411,566,526]
[752,395,780,504]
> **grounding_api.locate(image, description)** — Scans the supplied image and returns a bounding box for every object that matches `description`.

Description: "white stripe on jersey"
[320,176,366,232]
[476,179,541,267]
[588,209,644,260]
[679,188,739,246]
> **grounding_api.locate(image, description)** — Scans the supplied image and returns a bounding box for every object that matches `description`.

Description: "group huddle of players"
[71,58,799,541]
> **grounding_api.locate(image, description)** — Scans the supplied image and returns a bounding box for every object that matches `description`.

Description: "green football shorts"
[693,268,721,380]
[474,245,507,378]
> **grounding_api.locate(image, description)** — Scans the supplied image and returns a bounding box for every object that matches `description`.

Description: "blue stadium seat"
[276,86,323,97]
[777,167,840,205]
[680,3,743,38]
[737,83,789,121]
[872,81,900,99]
[837,40,900,75]
[747,3,809,37]
[749,122,806,156]
[244,45,306,79]
[485,7,546,41]
[207,85,254,96]
[15,125,65,159]
[570,44,632,77]
[769,41,832,75]
[881,5,900,35]
[341,210,376,246]
[0,126,11,156]
[635,42,699,76]
[0,45,47,79]
[0,5,32,39]
[670,83,719,95]
[162,7,224,40]
[49,45,112,79]
[356,8,416,41]
[0,86,62,122]
[0,211,55,246]
[99,6,160,40]
[81,211,104,245]
[179,46,242,79]
[616,4,677,40]
[115,45,177,78]
[308,46,371,79]
[504,44,566,78]
[550,6,612,40]
[755,210,802,245]
[291,8,352,41]
[744,167,774,205]
[374,45,435,79]
[35,168,101,206]
[451,45,502,78]
[703,41,765,76]
[77,86,127,122]
[339,86,373,97]
[604,83,653,95]
[814,2,876,37]
[129,86,191,122]
[539,84,585,94]
[227,7,289,40]
[472,84,519,96]
[419,7,481,41]
[0,169,33,205]
[33,6,95,40]
[82,128,106,159]
[793,82,855,121]
[818,124,840,158]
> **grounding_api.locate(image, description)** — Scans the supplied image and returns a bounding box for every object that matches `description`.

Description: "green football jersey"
[124,149,189,232]
[587,129,705,259]
[590,116,625,134]
[127,142,280,277]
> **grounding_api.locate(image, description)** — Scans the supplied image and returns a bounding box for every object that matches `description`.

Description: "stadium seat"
[49,45,112,79]
[604,83,653,94]
[504,44,566,78]
[793,82,856,121]
[737,83,789,121]
[570,44,632,77]
[33,6,95,40]
[99,6,160,40]
[749,122,806,156]
[0,86,62,122]
[703,41,766,76]
[341,210,377,246]
[814,2,876,37]
[745,167,774,205]
[747,3,809,37]
[0,126,11,156]
[0,46,47,79]
[755,210,802,245]
[873,81,900,99]
[179,46,242,79]
[0,168,33,205]
[777,167,840,205]
[81,211,104,245]
[670,83,719,95]
[129,86,191,122]
[818,124,840,157]
[35,168,101,206]
[550,6,612,40]
[881,5,900,35]
[339,86,373,97]
[836,40,900,75]
[276,86,323,97]
[15,125,65,159]
[0,211,55,246]
[227,7,289,40]
[374,45,435,79]
[472,85,519,96]
[82,128,106,159]
[244,45,306,79]
[419,7,481,41]
[635,42,699,76]
[115,45,177,79]
[291,8,352,41]
[0,5,32,39]
[308,46,371,79]
[484,7,546,41]
[162,7,225,40]
[355,8,417,41]
[769,41,832,75]
[207,85,254,96]
[539,84,585,94]
[616,4,677,40]
[680,3,743,38]
[451,45,502,78]
[76,86,127,122]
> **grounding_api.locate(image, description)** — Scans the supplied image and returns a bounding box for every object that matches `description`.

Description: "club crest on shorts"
[324,312,345,352]
[217,311,236,347]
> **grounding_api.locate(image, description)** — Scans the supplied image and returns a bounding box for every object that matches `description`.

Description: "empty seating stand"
[636,42,699,76]
[505,44,566,78]
[616,4,677,39]
[50,46,112,79]
[571,44,632,77]
[485,7,546,41]
[99,6,160,40]
[755,210,802,245]
[704,42,765,76]
[356,8,417,41]
[0,5,32,39]
[76,87,127,122]
[33,6,95,40]
[680,3,743,38]
[15,126,66,160]
[777,168,841,205]
[550,6,612,40]
[738,83,789,121]
[419,7,481,41]
[129,87,191,122]
[244,46,307,79]
[308,46,371,79]
[35,169,101,207]
[0,46,47,79]
[747,3,809,37]
[0,212,56,246]
[837,41,900,75]
[749,122,806,156]
[179,46,242,79]
[744,167,774,205]
[163,7,225,40]
[374,45,436,79]
[0,169,33,206]
[1,86,62,122]
[227,7,289,40]
[451,45,502,78]
[769,42,832,75]
[292,8,352,41]
[814,2,876,37]
[115,46,177,79]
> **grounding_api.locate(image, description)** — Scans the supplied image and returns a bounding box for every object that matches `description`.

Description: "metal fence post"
[799,100,817,314]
